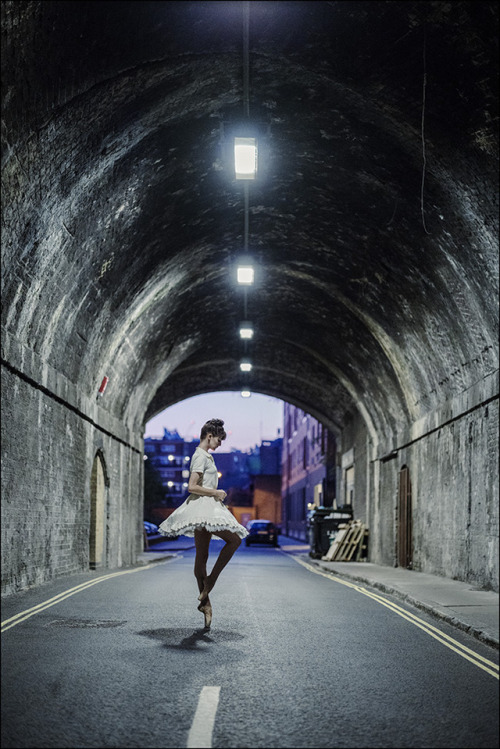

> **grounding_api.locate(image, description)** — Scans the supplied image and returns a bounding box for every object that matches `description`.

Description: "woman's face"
[207,433,224,451]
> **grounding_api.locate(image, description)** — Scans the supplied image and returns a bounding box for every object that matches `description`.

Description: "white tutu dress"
[157,447,249,539]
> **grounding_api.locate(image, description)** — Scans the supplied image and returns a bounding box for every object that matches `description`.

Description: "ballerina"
[157,418,248,628]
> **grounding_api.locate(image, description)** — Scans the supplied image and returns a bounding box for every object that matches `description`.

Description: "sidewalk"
[141,533,196,553]
[138,534,499,650]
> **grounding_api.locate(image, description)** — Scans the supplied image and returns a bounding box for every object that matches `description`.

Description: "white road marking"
[187,686,221,748]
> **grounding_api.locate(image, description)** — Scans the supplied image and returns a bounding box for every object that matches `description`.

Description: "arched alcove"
[397,465,413,570]
[89,451,109,570]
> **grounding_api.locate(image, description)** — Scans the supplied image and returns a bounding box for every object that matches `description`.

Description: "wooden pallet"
[322,520,368,562]
[321,523,350,561]
[355,528,369,561]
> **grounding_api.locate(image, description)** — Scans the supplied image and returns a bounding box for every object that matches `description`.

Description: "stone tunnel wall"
[1,334,144,596]
[342,370,499,591]
[1,1,498,596]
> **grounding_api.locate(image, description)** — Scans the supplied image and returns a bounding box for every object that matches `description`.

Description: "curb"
[135,552,179,566]
[304,557,499,651]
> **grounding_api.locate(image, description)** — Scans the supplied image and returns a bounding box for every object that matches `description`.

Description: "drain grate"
[46,618,126,628]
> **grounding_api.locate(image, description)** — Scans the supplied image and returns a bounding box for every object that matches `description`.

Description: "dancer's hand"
[214,490,227,503]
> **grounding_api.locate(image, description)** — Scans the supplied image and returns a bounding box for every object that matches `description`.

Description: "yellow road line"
[288,554,499,680]
[1,558,178,633]
[295,559,497,669]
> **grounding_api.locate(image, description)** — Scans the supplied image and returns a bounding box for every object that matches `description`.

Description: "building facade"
[144,430,283,528]
[144,429,197,519]
[281,404,338,540]
[250,438,283,526]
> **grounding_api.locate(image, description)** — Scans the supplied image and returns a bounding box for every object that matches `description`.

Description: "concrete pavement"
[139,533,499,650]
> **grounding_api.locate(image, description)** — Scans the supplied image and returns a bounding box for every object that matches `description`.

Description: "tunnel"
[1,1,498,595]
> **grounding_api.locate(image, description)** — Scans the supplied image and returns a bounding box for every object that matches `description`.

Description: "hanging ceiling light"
[234,136,257,180]
[240,389,252,398]
[237,263,254,285]
[240,360,253,372]
[239,322,254,339]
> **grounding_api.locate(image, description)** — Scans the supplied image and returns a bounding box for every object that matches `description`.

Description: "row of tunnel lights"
[235,138,257,398]
[98,140,257,403]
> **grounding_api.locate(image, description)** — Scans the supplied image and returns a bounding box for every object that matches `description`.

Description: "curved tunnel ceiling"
[2,1,498,443]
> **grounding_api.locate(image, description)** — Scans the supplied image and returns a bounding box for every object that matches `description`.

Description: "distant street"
[2,540,499,749]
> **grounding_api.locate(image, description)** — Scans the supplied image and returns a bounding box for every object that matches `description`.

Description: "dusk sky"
[144,391,285,452]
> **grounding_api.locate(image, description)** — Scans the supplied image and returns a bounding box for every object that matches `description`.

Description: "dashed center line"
[187,686,221,748]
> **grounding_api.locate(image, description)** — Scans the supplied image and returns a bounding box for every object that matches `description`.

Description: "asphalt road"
[2,541,499,748]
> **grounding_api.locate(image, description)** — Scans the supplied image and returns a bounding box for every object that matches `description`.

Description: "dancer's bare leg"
[198,529,242,601]
[194,529,213,627]
[194,528,212,595]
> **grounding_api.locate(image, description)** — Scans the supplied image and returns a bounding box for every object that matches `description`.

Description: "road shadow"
[137,627,246,650]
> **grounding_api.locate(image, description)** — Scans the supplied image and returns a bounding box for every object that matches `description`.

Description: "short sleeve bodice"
[190,447,219,490]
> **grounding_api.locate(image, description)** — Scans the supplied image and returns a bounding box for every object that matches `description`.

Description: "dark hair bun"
[200,418,226,439]
[209,418,224,427]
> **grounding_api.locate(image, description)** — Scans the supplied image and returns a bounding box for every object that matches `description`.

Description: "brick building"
[281,404,337,540]
[250,438,283,526]
[144,429,197,521]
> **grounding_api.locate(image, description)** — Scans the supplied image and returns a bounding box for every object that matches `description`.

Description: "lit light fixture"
[239,321,254,339]
[234,136,257,179]
[240,360,252,372]
[167,481,174,487]
[168,455,174,462]
[237,264,254,285]
[240,390,251,398]
[217,471,222,478]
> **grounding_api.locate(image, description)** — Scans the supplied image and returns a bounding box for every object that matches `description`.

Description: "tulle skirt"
[157,495,249,539]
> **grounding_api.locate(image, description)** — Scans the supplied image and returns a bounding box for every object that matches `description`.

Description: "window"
[345,466,354,506]
[160,469,177,479]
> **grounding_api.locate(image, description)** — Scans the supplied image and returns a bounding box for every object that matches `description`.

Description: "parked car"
[143,521,159,536]
[245,519,279,547]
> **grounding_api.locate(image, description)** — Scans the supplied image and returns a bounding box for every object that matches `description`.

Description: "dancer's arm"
[188,472,227,502]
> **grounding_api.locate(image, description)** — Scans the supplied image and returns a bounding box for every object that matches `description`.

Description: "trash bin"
[308,506,353,559]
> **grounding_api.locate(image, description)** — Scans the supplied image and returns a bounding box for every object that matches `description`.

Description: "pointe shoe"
[197,602,212,628]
